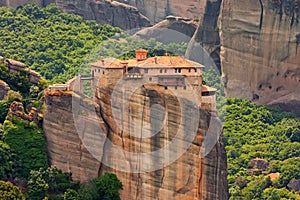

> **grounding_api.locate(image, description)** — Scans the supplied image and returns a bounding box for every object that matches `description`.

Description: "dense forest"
[0,3,300,200]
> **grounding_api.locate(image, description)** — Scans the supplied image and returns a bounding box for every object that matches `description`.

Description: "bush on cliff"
[3,116,48,178]
[0,180,25,200]
[26,166,79,200]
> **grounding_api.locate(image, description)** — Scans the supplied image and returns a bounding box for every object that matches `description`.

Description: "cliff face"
[219,0,300,115]
[117,0,206,24]
[0,0,150,30]
[0,0,42,7]
[0,80,9,100]
[53,0,150,30]
[43,78,228,199]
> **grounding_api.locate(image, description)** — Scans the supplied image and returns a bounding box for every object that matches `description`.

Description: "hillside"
[0,2,299,200]
[0,4,121,83]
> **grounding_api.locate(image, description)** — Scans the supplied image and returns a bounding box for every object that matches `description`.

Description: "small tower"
[136,49,147,61]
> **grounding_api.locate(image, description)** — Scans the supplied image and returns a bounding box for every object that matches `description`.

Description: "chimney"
[100,56,104,65]
[136,49,147,61]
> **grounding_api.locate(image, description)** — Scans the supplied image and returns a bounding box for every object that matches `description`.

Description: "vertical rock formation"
[186,0,222,70]
[219,0,300,115]
[117,0,205,24]
[43,79,228,199]
[0,0,42,7]
[53,0,150,30]
[0,80,10,100]
[0,0,150,30]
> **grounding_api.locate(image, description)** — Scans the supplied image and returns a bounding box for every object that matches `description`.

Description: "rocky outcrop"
[117,0,206,24]
[219,0,300,116]
[0,0,150,30]
[4,59,44,85]
[133,17,198,43]
[43,80,228,199]
[0,0,42,7]
[54,0,150,30]
[0,80,10,100]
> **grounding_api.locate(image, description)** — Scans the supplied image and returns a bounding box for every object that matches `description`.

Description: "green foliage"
[0,100,9,123]
[27,170,49,200]
[0,180,25,200]
[92,173,123,200]
[3,115,48,178]
[27,166,80,200]
[4,90,22,103]
[0,4,121,83]
[0,141,14,180]
[224,98,300,199]
[0,63,31,97]
[64,189,79,200]
[262,187,300,200]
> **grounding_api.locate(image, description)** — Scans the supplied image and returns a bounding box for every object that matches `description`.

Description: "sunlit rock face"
[0,0,42,7]
[219,0,300,116]
[52,0,151,30]
[117,0,206,24]
[43,73,228,199]
[0,0,150,30]
[0,80,9,100]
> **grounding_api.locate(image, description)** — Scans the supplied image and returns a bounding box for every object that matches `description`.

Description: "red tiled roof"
[91,56,204,69]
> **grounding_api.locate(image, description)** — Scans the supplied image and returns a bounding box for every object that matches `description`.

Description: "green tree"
[64,189,79,200]
[92,173,123,200]
[0,141,14,179]
[3,116,48,178]
[27,170,49,200]
[0,180,25,200]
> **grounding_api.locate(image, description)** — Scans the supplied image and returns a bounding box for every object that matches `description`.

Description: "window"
[145,69,148,74]
[175,86,177,90]
[165,69,167,73]
[174,69,177,73]
[188,68,191,73]
[194,68,197,72]
[178,68,181,73]
[98,69,100,73]
[165,86,168,90]
[183,86,186,90]
[160,69,163,73]
[149,77,152,81]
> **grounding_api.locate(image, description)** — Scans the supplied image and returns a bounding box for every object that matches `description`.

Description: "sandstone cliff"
[219,0,300,115]
[0,80,10,100]
[43,79,228,199]
[54,0,150,30]
[117,0,206,24]
[0,0,42,7]
[133,17,198,43]
[0,0,150,30]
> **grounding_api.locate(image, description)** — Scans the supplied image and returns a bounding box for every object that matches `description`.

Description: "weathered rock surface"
[4,58,44,85]
[43,78,228,199]
[54,0,150,30]
[219,0,300,116]
[186,0,222,69]
[0,0,42,7]
[0,80,10,100]
[0,0,151,30]
[133,17,198,43]
[117,0,206,24]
